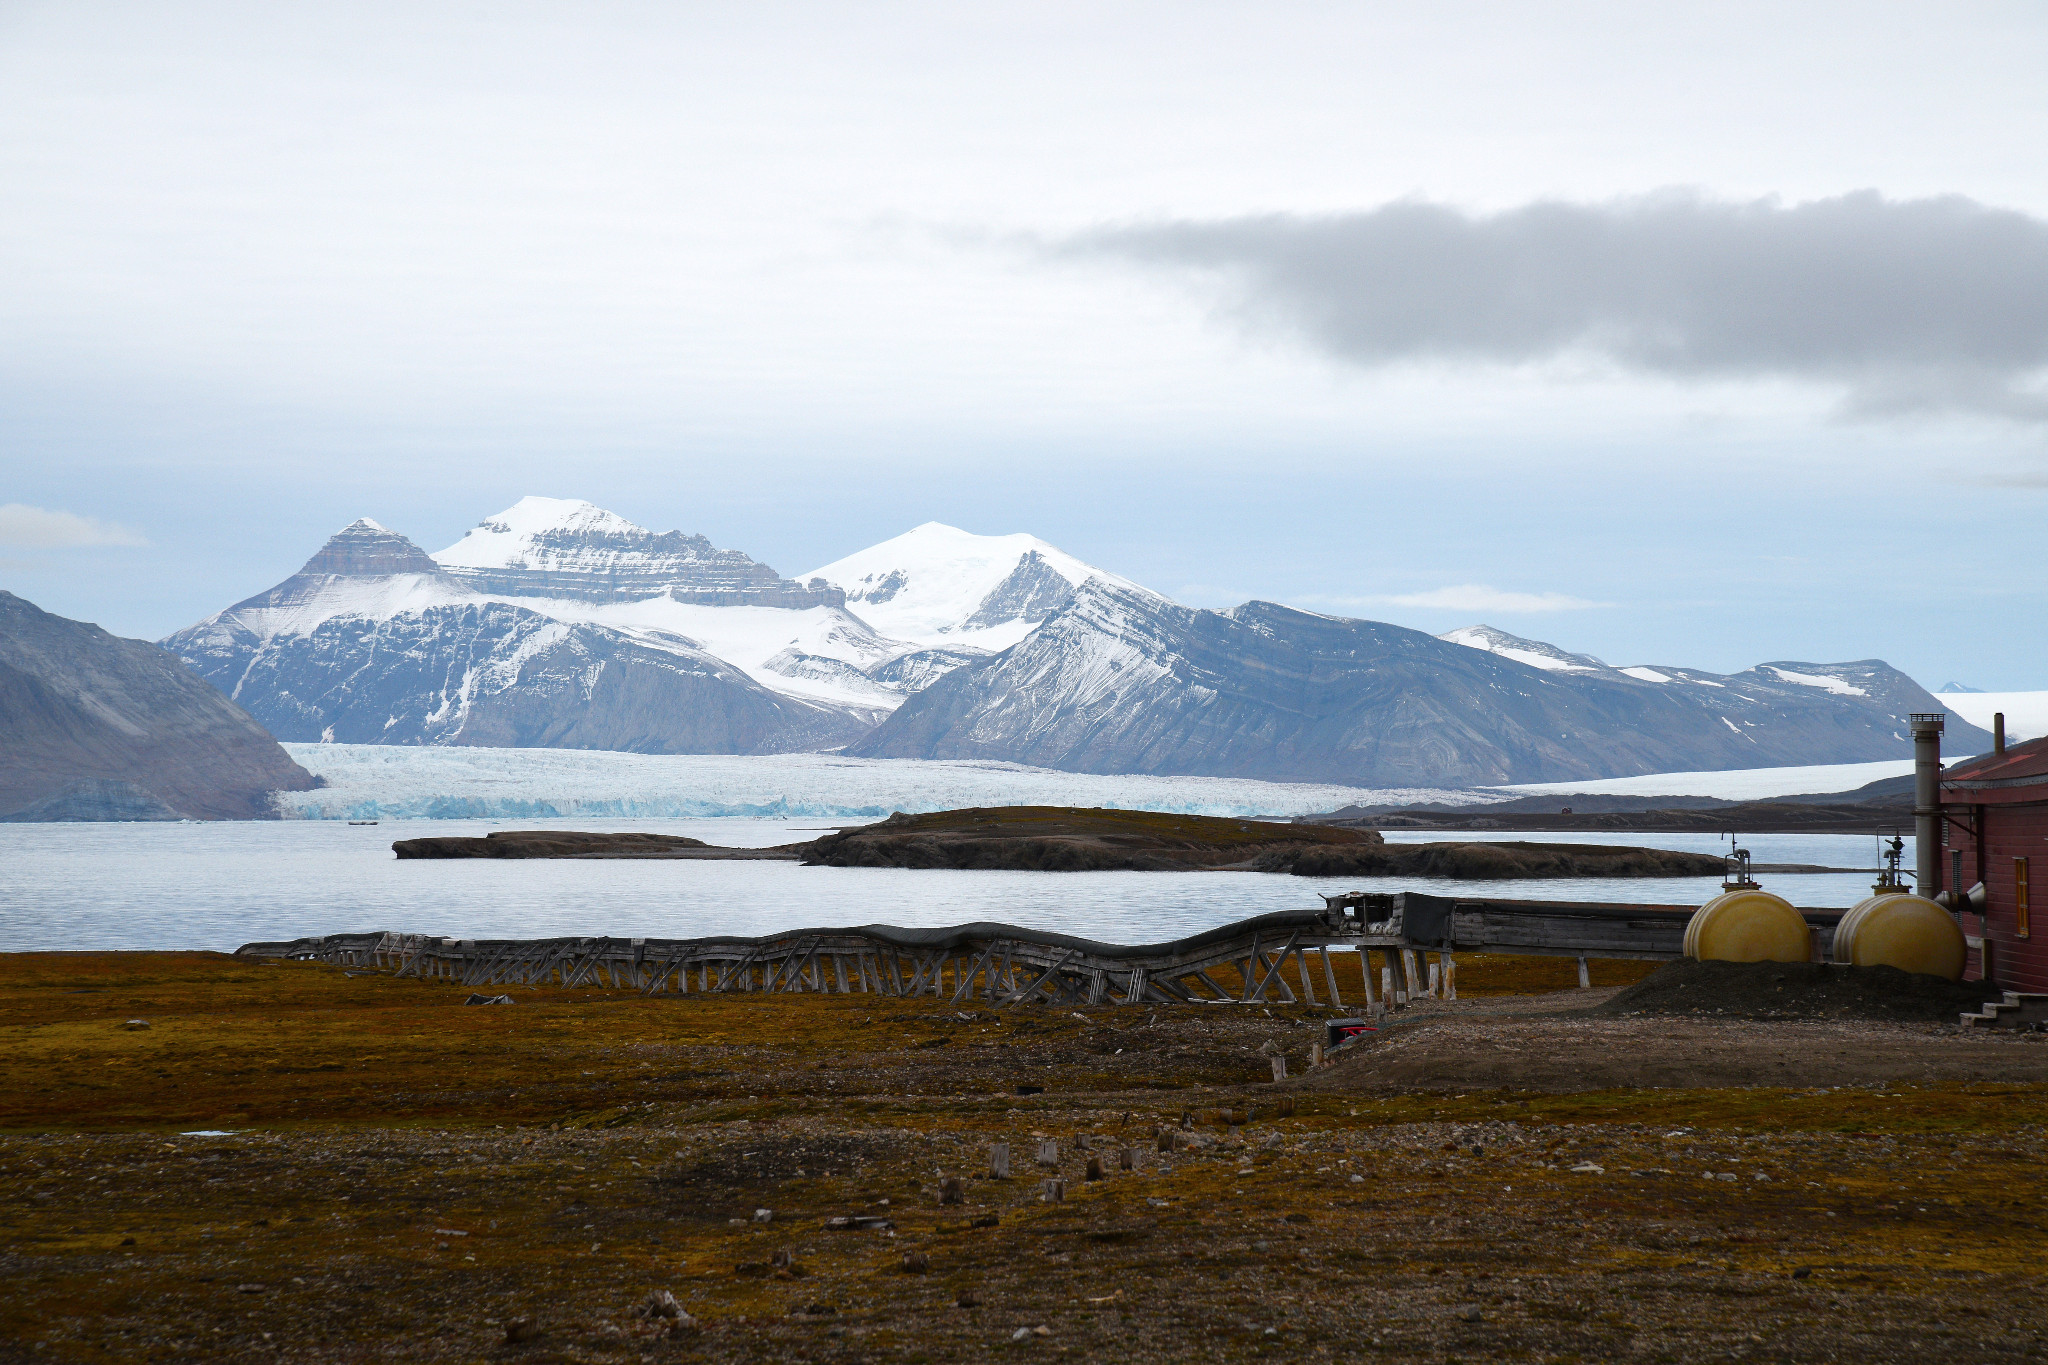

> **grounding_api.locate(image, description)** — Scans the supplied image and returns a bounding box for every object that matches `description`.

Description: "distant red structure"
[1942,733,2048,992]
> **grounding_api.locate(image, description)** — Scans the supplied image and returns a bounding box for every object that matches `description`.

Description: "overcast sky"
[3,0,2044,687]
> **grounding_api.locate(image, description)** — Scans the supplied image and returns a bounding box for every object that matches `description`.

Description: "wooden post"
[1035,1139,1059,1167]
[1309,1042,1323,1069]
[1085,1155,1104,1181]
[1042,1177,1065,1202]
[1400,949,1422,1001]
[834,955,849,994]
[1320,947,1342,1008]
[1442,956,1457,1000]
[1577,956,1591,989]
[1270,1054,1288,1082]
[1120,1146,1139,1172]
[989,1143,1010,1179]
[1360,950,1377,1009]
[1294,950,1319,1007]
[1384,966,1402,1007]
[1426,962,1441,998]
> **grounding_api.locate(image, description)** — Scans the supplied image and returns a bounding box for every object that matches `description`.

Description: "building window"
[2018,858,2031,941]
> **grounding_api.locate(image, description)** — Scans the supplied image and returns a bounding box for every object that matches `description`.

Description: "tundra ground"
[3,952,2044,1364]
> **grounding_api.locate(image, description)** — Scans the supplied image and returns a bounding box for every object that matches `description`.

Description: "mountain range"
[155,497,1988,785]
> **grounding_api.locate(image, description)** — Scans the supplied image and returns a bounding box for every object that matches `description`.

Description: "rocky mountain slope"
[0,591,315,819]
[849,581,1988,786]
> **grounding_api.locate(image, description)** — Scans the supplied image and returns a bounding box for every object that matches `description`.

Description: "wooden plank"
[1320,947,1342,1009]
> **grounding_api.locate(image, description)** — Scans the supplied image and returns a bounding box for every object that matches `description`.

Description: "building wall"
[1948,801,2048,994]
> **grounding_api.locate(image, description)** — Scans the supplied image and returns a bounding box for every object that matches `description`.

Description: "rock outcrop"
[0,590,315,820]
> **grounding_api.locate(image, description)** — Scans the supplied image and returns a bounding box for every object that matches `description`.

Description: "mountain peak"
[295,520,441,577]
[432,498,839,608]
[806,523,1148,648]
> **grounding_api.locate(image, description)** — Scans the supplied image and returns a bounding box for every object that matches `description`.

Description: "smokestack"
[1910,712,1945,898]
[1995,712,2006,754]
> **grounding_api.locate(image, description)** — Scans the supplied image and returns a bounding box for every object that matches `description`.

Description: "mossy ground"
[3,951,2044,1363]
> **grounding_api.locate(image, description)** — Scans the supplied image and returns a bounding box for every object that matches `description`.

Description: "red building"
[1942,733,2048,992]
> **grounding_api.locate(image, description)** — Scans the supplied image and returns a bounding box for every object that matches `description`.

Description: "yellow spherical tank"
[1685,889,1810,963]
[1840,894,1966,980]
[1830,893,1896,964]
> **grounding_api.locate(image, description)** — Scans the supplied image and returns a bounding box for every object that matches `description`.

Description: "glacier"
[277,743,1487,821]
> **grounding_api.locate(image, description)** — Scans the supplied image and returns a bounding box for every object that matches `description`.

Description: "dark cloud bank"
[1057,191,2048,421]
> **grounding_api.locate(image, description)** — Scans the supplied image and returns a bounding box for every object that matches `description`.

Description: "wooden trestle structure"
[237,892,1841,1009]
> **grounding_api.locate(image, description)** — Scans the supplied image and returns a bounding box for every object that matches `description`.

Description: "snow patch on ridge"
[1438,625,1610,675]
[1761,666,1868,697]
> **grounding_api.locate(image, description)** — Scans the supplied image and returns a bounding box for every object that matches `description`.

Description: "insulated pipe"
[1910,712,1945,899]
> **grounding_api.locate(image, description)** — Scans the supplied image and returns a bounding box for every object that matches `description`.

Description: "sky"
[2,0,2045,688]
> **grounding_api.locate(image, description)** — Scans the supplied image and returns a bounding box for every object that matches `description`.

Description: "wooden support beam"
[1295,949,1319,1007]
[1005,949,1078,1005]
[951,942,1001,1004]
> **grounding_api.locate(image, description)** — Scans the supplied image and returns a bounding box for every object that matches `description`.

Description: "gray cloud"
[0,504,147,550]
[1055,191,2048,421]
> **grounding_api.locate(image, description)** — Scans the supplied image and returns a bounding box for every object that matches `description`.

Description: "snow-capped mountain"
[852,584,1991,785]
[164,511,901,752]
[163,502,1987,778]
[434,496,842,607]
[804,522,1152,651]
[1438,626,1975,744]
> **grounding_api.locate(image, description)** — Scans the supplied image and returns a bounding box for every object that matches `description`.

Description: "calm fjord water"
[0,820,1898,953]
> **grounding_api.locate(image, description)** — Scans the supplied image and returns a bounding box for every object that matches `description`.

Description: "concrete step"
[1960,992,2048,1030]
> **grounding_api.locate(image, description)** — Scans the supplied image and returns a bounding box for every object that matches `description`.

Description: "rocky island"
[389,806,1725,878]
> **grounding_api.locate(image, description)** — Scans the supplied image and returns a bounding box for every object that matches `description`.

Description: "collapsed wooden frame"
[237,890,1727,1009]
[249,923,1398,1008]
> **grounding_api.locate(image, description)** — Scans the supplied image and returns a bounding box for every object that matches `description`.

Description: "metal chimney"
[1909,712,1945,897]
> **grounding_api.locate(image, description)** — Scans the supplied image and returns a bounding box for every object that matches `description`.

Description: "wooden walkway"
[236,891,1846,1008]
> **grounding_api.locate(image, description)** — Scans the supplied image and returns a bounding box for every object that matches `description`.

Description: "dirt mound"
[1257,840,1723,879]
[1592,959,1995,1023]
